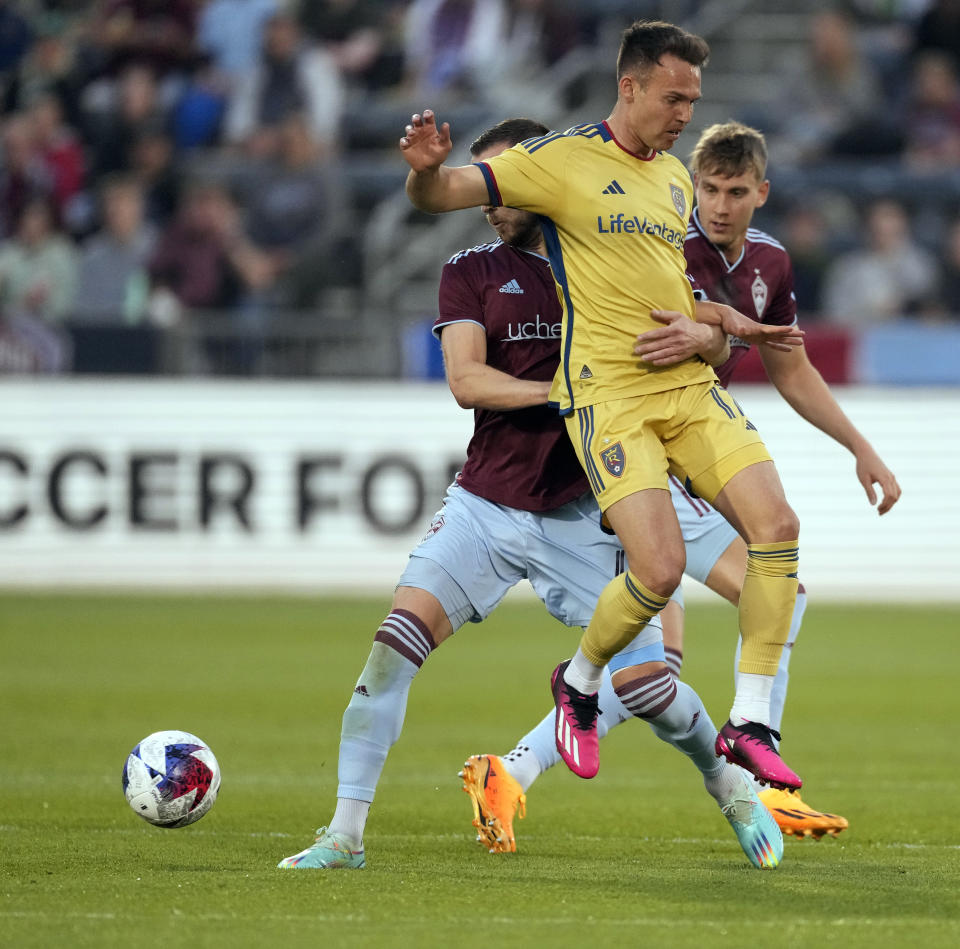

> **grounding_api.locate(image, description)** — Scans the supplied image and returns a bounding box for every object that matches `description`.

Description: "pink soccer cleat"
[715,720,802,790]
[551,660,600,779]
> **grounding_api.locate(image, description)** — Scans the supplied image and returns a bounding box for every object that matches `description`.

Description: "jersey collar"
[602,121,658,161]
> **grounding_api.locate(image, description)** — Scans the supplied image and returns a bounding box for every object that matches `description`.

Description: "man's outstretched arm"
[693,301,804,352]
[401,110,490,212]
[759,345,902,515]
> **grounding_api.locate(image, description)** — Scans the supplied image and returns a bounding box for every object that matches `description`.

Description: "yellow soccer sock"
[738,541,800,676]
[580,571,670,668]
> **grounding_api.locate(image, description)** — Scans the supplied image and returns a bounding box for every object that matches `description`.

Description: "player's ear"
[619,73,636,103]
[755,179,770,209]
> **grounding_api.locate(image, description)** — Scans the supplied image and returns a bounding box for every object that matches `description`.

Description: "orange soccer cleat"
[758,787,849,839]
[459,754,526,854]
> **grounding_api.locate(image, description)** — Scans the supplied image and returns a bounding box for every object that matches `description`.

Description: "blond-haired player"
[460,121,900,849]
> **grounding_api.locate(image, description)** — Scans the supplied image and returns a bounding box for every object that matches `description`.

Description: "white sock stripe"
[618,675,674,705]
[385,611,432,648]
[621,689,675,716]
[616,672,677,717]
[378,615,431,661]
[377,626,429,663]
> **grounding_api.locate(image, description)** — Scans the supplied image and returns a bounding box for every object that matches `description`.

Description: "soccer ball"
[122,730,221,828]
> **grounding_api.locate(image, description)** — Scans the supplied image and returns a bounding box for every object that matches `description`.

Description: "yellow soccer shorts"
[565,380,771,511]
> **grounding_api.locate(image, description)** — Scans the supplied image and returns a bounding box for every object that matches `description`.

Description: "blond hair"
[689,121,767,180]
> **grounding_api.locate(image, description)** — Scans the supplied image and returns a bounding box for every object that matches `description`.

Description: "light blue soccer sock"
[333,642,418,845]
[734,587,807,737]
[333,611,437,845]
[501,667,630,791]
[612,670,739,800]
[646,681,740,802]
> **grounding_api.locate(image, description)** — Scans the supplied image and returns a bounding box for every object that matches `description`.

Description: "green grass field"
[1,593,958,948]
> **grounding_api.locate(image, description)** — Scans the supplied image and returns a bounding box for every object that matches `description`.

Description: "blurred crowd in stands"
[2,0,960,377]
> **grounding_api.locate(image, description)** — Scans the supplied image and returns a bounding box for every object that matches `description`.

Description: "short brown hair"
[470,118,550,157]
[617,20,709,81]
[689,121,768,180]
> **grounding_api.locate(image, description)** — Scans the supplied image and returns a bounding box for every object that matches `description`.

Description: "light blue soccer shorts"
[398,477,738,668]
[398,482,662,655]
[667,474,739,584]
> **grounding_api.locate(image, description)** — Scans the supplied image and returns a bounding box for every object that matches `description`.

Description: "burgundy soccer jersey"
[434,239,589,512]
[684,208,798,388]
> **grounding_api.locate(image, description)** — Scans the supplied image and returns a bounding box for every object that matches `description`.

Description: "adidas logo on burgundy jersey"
[499,279,523,294]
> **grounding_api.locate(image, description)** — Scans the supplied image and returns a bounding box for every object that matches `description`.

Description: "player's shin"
[615,669,737,794]
[334,613,436,844]
[575,571,671,685]
[731,541,799,725]
[769,585,805,733]
[736,585,806,737]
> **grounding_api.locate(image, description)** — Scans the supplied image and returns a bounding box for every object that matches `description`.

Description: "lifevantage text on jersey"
[596,213,685,249]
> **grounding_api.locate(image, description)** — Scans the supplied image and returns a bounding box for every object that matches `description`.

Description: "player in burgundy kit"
[466,121,901,847]
[278,118,785,871]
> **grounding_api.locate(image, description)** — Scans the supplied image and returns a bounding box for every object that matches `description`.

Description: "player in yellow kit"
[400,20,806,789]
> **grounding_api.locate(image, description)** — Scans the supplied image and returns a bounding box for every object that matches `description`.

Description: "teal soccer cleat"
[719,775,784,870]
[277,827,366,869]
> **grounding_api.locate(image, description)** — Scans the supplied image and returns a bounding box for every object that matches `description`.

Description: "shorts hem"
[687,443,771,504]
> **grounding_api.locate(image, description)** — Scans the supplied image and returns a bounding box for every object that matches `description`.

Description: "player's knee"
[747,503,799,544]
[768,505,800,542]
[634,557,684,598]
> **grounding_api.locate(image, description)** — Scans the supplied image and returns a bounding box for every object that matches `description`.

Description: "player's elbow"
[446,378,478,409]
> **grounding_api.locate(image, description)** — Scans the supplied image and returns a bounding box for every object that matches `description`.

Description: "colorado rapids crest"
[751,269,768,318]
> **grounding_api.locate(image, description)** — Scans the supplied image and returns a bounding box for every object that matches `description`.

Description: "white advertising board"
[1,380,957,601]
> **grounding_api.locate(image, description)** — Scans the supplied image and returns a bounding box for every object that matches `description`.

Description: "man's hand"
[696,301,804,352]
[636,310,726,365]
[399,110,452,173]
[854,443,902,515]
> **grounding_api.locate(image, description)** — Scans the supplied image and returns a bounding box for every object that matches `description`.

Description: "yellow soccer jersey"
[477,122,717,413]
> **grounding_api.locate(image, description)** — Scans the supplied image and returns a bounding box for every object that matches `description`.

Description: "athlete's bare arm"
[695,301,804,351]
[633,309,730,366]
[759,344,902,515]
[441,322,551,411]
[400,110,489,213]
